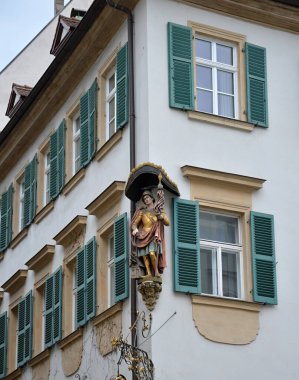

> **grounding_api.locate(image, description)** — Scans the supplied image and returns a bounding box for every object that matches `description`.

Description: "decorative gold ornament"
[137,277,162,311]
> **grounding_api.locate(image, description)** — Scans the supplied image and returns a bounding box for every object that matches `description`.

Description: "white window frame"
[44,150,51,206]
[200,210,244,299]
[19,179,25,231]
[107,234,115,308]
[105,68,116,141]
[195,36,239,119]
[72,112,81,175]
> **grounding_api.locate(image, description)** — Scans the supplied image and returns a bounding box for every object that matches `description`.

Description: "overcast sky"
[0,0,59,71]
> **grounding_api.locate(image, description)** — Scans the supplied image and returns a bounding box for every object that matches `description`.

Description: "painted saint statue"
[131,189,169,278]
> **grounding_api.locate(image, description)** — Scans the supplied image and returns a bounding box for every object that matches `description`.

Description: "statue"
[131,177,169,279]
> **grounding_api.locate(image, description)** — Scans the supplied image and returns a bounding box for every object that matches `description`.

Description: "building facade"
[0,0,298,379]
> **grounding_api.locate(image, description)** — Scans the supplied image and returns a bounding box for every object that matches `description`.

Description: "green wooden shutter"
[245,43,268,127]
[85,237,96,321]
[23,162,31,227]
[24,156,37,226]
[17,292,32,367]
[116,43,128,129]
[88,81,97,158]
[0,312,7,379]
[168,22,194,110]
[0,185,13,252]
[80,91,89,167]
[53,267,62,343]
[173,198,200,293]
[44,275,54,348]
[17,297,26,367]
[114,213,129,303]
[50,129,58,199]
[251,212,277,304]
[57,121,65,192]
[76,248,86,327]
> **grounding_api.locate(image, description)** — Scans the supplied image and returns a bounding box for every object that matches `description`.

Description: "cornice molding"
[2,269,28,294]
[181,165,265,191]
[53,215,87,247]
[26,245,55,272]
[180,0,299,34]
[86,181,125,217]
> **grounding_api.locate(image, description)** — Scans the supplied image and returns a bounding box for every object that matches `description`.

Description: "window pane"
[109,237,114,261]
[109,120,115,138]
[110,265,115,306]
[222,251,239,298]
[196,65,212,90]
[74,116,80,133]
[197,89,213,113]
[196,39,212,60]
[200,212,239,244]
[218,94,234,118]
[109,73,115,93]
[216,44,233,65]
[109,98,115,121]
[217,70,234,95]
[200,248,217,295]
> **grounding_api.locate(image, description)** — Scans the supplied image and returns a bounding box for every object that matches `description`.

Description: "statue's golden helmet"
[141,190,154,202]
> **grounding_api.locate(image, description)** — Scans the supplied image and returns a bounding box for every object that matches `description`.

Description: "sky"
[0,0,60,71]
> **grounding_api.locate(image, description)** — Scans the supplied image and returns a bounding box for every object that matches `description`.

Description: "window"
[195,38,238,118]
[107,235,115,307]
[174,166,277,305]
[72,113,81,174]
[168,22,268,128]
[106,69,117,140]
[44,150,51,205]
[200,211,242,299]
[19,178,25,231]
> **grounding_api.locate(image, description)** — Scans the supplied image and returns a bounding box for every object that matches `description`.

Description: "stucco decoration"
[65,229,85,257]
[138,278,162,311]
[59,330,83,376]
[192,296,261,345]
[94,306,122,356]
[31,356,50,380]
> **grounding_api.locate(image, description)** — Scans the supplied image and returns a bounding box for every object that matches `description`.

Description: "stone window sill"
[192,295,261,345]
[58,328,83,350]
[10,227,28,249]
[62,168,86,196]
[188,110,254,132]
[35,201,54,224]
[28,349,50,368]
[95,129,123,162]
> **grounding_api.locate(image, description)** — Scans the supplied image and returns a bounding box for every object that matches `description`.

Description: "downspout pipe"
[106,2,137,379]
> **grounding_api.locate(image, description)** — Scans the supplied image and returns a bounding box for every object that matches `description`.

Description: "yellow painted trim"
[86,181,125,217]
[2,269,28,293]
[12,171,25,238]
[188,111,253,132]
[95,129,123,162]
[10,227,28,250]
[92,302,123,327]
[0,290,4,304]
[58,328,83,350]
[192,295,260,344]
[34,200,55,224]
[181,165,265,190]
[62,167,86,196]
[53,215,87,247]
[26,244,55,272]
[36,137,50,213]
[28,349,50,368]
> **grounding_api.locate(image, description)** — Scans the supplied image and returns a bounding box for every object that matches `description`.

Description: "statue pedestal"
[137,277,162,311]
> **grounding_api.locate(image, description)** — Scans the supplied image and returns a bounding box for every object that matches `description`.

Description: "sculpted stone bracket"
[137,277,162,311]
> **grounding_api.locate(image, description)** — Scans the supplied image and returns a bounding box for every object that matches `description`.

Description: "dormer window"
[50,15,81,56]
[5,83,32,119]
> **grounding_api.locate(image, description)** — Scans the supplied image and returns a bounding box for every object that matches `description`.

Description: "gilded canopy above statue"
[125,162,180,202]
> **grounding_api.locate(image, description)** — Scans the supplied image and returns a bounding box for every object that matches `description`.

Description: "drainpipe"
[105,1,137,379]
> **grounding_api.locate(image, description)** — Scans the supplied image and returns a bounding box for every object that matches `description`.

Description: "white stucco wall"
[141,0,299,379]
